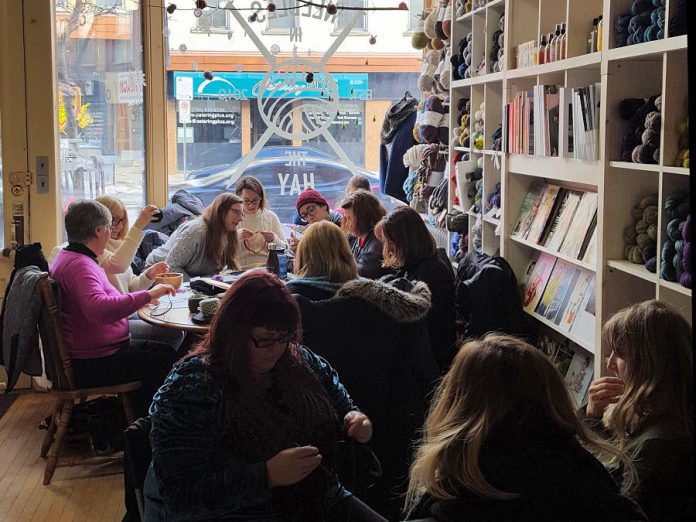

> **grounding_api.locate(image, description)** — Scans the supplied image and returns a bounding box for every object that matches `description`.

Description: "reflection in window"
[336,0,367,32]
[267,0,298,30]
[195,1,229,32]
[54,0,146,229]
[408,0,425,32]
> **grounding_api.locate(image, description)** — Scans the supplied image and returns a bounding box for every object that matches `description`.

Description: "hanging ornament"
[194,8,203,17]
[179,43,188,52]
[203,70,214,80]
[166,3,177,14]
[270,44,281,55]
[369,35,377,45]
[326,3,337,15]
[398,2,408,10]
[249,13,258,22]
[306,72,314,83]
[227,30,233,40]
[372,115,376,122]
[268,2,277,12]
[195,0,207,8]
[321,89,324,97]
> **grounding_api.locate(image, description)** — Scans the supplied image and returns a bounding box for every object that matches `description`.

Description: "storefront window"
[55,0,146,228]
[195,1,230,32]
[0,87,3,247]
[408,0,425,32]
[267,1,298,30]
[336,0,367,32]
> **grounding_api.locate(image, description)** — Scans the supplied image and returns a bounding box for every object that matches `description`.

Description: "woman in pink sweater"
[51,200,178,415]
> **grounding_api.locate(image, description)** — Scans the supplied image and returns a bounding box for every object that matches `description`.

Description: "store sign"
[105,71,145,105]
[176,76,193,101]
[178,100,191,124]
[172,71,368,101]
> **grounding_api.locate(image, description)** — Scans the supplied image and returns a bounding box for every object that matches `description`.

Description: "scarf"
[380,92,419,144]
[288,276,346,296]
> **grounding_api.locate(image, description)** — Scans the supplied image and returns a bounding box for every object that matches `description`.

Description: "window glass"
[55,0,146,229]
[268,0,298,30]
[408,0,425,32]
[196,1,229,32]
[0,82,3,247]
[336,0,367,32]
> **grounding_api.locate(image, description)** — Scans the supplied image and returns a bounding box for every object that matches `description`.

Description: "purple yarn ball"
[683,214,691,241]
[680,272,691,288]
[682,241,691,274]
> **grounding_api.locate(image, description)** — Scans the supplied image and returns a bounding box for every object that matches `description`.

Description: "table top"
[137,288,212,334]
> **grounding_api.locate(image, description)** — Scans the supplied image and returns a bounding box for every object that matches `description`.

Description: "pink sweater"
[51,249,151,359]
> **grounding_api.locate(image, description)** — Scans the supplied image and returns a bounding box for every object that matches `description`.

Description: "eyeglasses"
[250,331,295,349]
[111,217,126,227]
[300,204,318,220]
[243,198,261,205]
[229,209,245,218]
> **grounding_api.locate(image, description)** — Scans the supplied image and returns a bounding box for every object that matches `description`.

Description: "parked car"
[170,145,402,223]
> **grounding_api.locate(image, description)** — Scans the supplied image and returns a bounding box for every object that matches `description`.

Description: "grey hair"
[65,199,111,243]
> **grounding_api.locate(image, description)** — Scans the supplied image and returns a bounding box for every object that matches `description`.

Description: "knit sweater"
[152,219,222,281]
[50,248,151,359]
[101,236,153,293]
[237,209,287,269]
[379,111,417,203]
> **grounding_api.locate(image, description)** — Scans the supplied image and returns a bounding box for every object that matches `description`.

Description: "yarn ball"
[640,194,658,208]
[412,32,430,50]
[424,8,438,39]
[664,191,688,219]
[644,111,661,132]
[674,251,682,273]
[431,38,444,50]
[632,144,656,164]
[629,245,645,264]
[661,262,677,281]
[631,205,645,223]
[662,239,676,261]
[636,233,653,249]
[618,98,645,120]
[667,218,683,242]
[635,219,649,235]
[682,241,691,274]
[683,214,691,241]
[625,244,636,260]
[654,94,662,112]
[642,245,657,262]
[645,256,657,273]
[624,225,638,244]
[679,272,692,288]
[641,128,660,148]
[675,239,684,254]
[631,0,652,16]
[418,95,445,144]
[647,224,658,241]
[652,147,660,164]
[643,205,658,225]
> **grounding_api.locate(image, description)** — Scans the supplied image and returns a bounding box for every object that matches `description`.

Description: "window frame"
[333,0,369,35]
[263,0,299,35]
[191,2,230,34]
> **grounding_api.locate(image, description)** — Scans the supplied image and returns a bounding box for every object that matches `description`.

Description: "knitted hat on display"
[295,188,328,213]
[424,8,438,39]
[418,95,446,144]
[411,11,429,50]
[443,1,453,39]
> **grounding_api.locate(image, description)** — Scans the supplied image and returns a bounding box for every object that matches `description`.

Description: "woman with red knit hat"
[289,188,342,253]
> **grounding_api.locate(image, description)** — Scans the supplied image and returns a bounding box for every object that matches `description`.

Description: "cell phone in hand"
[151,209,164,223]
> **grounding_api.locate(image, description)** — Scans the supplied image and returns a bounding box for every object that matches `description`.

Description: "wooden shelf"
[606,260,658,284]
[605,35,688,62]
[511,236,596,272]
[483,215,500,225]
[453,146,471,153]
[453,204,465,212]
[609,161,660,172]
[524,310,595,354]
[507,52,601,80]
[662,166,690,176]
[452,71,504,88]
[659,279,692,297]
[507,155,600,186]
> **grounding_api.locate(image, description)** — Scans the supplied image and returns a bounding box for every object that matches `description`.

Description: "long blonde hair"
[406,334,636,507]
[602,300,693,448]
[294,220,358,283]
[95,195,128,240]
[202,193,243,271]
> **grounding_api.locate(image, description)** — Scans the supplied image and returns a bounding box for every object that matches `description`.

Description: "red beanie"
[295,188,328,213]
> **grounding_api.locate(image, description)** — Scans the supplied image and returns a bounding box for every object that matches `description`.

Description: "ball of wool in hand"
[635,219,649,234]
[631,204,645,223]
[629,245,645,264]
[645,256,657,273]
[643,244,657,261]
[624,225,638,244]
[667,218,683,242]
[636,233,653,249]
[643,205,658,225]
[644,111,661,132]
[640,194,658,208]
[682,214,691,241]
[647,224,658,241]
[641,128,660,148]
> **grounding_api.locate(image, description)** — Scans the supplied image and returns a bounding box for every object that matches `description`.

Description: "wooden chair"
[36,272,142,485]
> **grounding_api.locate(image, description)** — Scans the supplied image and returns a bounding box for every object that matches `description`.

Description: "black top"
[351,230,393,280]
[65,242,98,262]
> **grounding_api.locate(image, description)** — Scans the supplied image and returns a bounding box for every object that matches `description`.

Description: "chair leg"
[119,392,137,425]
[43,399,74,485]
[40,398,65,458]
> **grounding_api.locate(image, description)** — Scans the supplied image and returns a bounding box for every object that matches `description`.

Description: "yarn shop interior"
[0,0,693,521]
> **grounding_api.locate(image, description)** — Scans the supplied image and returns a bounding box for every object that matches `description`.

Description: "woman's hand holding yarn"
[134,204,160,230]
[343,411,373,443]
[260,231,275,243]
[239,228,254,240]
[266,446,322,488]
[586,376,625,419]
[148,283,176,304]
[145,261,170,280]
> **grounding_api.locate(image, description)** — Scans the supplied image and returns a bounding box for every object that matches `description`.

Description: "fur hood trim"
[335,278,431,322]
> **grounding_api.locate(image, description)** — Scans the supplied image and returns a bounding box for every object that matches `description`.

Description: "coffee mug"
[199,297,221,318]
[154,272,183,290]
[188,292,207,314]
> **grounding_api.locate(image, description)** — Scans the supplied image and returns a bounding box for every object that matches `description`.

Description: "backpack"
[454,251,535,341]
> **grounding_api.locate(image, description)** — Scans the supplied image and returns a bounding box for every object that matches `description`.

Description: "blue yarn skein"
[632,0,652,16]
[645,256,657,273]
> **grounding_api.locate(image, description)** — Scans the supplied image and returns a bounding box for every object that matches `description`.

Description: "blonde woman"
[404,334,646,521]
[585,300,693,521]
[146,193,244,280]
[234,176,287,269]
[285,221,358,301]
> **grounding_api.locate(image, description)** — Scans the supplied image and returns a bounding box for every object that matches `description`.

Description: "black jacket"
[405,419,647,522]
[294,279,439,521]
[352,230,393,280]
[382,255,456,372]
[145,190,204,236]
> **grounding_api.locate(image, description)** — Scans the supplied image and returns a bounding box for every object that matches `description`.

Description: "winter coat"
[404,418,647,522]
[144,189,204,236]
[286,277,344,301]
[351,230,393,280]
[380,111,417,203]
[1,266,44,393]
[381,254,456,372]
[133,230,169,273]
[295,278,439,520]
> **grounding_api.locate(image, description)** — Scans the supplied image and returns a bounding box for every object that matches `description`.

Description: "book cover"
[520,255,539,290]
[559,271,595,332]
[564,351,594,408]
[535,259,573,318]
[523,253,557,313]
[511,183,544,237]
[544,190,583,252]
[570,279,596,346]
[577,211,598,261]
[581,226,598,265]
[525,184,561,244]
[547,92,560,156]
[554,343,576,379]
[548,266,581,325]
[559,192,598,258]
[538,187,568,246]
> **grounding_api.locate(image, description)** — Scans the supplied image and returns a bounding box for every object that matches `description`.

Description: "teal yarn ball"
[662,239,676,261]
[667,219,683,242]
[675,239,684,253]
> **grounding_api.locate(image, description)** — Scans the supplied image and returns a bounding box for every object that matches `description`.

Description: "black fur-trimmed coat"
[294,278,439,521]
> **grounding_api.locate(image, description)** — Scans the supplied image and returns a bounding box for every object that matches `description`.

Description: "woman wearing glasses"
[144,271,386,522]
[289,189,343,253]
[149,193,245,280]
[234,176,287,269]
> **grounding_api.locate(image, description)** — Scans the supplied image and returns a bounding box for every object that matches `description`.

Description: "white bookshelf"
[448,0,691,379]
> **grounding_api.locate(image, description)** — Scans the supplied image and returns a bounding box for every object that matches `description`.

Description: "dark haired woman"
[376,206,456,371]
[341,189,392,280]
[143,271,385,521]
[145,193,244,280]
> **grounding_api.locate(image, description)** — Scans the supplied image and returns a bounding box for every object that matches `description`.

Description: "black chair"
[123,417,152,522]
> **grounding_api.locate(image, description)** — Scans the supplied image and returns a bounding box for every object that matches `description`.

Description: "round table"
[137,290,212,334]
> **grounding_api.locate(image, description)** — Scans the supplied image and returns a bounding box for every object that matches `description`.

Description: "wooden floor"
[0,392,126,522]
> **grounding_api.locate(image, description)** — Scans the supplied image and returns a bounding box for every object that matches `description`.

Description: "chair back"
[123,416,153,522]
[36,272,76,391]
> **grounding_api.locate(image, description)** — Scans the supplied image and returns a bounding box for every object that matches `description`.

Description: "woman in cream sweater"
[235,176,287,269]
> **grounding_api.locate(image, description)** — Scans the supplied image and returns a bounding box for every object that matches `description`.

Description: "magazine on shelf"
[570,278,596,346]
[511,183,545,237]
[577,211,598,261]
[581,226,598,265]
[559,192,598,259]
[564,351,594,408]
[544,189,584,252]
[548,266,582,325]
[559,271,595,332]
[554,343,576,379]
[535,259,574,318]
[522,253,557,313]
[525,184,561,244]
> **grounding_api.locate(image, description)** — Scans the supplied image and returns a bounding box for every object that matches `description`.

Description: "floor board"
[0,392,126,522]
